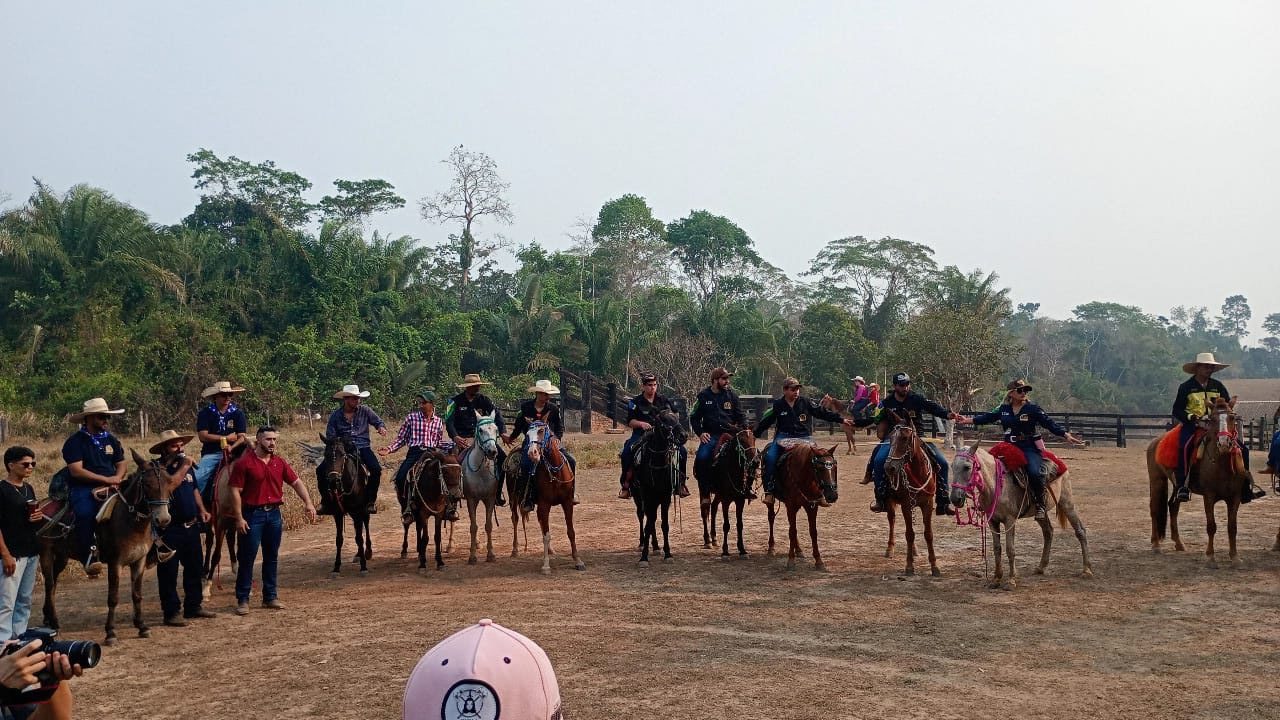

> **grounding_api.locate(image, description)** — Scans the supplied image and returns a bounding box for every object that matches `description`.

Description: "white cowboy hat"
[67,397,126,423]
[526,379,561,395]
[456,373,492,389]
[332,384,371,399]
[1182,352,1230,374]
[148,429,195,456]
[201,380,247,399]
[853,376,865,383]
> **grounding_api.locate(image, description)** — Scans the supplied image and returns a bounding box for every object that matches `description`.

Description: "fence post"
[581,372,593,434]
[607,382,618,429]
[1063,414,1072,433]
[1116,417,1126,448]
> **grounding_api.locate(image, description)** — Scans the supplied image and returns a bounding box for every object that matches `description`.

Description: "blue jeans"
[1177,422,1251,486]
[69,484,103,563]
[0,555,38,639]
[393,448,426,506]
[236,506,282,604]
[869,441,950,503]
[194,453,222,493]
[763,433,806,493]
[158,523,205,618]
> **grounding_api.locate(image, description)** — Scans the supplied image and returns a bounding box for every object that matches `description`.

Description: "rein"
[526,423,570,481]
[885,426,933,495]
[121,463,170,522]
[952,449,1002,528]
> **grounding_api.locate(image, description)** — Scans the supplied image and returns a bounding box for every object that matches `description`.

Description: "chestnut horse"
[819,394,866,455]
[766,442,839,570]
[950,442,1092,588]
[510,422,584,574]
[201,443,250,598]
[318,435,371,576]
[881,413,940,576]
[698,427,760,559]
[40,450,173,645]
[1147,398,1252,567]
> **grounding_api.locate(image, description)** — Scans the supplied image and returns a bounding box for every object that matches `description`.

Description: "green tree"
[318,179,406,226]
[805,235,937,344]
[665,210,762,309]
[1216,294,1251,338]
[794,303,877,398]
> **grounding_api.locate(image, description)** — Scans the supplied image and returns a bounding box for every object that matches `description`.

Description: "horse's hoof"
[511,550,519,558]
[903,568,915,577]
[468,557,478,566]
[575,561,586,571]
[541,567,552,575]
[1081,568,1094,578]
[138,628,150,638]
[1174,544,1186,552]
[930,567,941,578]
[1230,558,1244,569]
[662,555,672,562]
[739,551,748,557]
[1207,559,1218,570]
[399,551,408,559]
[702,542,711,549]
[987,581,1001,589]
[328,571,339,579]
[1035,567,1046,575]
[230,562,238,575]
[359,569,369,576]
[486,555,496,563]
[720,554,730,562]
[786,560,796,570]
[1151,546,1161,555]
[815,563,828,572]
[766,549,774,557]
[436,564,445,571]
[1002,581,1016,591]
[884,549,893,558]
[417,567,428,575]
[104,636,117,647]
[638,560,649,568]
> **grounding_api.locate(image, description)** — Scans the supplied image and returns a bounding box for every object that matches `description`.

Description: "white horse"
[460,411,502,565]
[949,442,1092,588]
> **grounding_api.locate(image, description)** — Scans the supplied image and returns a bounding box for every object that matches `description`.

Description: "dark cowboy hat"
[1006,379,1034,393]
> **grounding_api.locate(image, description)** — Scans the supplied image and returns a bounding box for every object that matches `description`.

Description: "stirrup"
[617,487,631,499]
[869,500,885,513]
[677,483,691,498]
[761,493,775,506]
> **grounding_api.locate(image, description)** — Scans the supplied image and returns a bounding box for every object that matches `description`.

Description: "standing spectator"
[0,448,42,640]
[229,426,317,616]
[193,381,248,493]
[61,397,127,577]
[320,384,387,514]
[149,430,217,627]
[378,389,456,521]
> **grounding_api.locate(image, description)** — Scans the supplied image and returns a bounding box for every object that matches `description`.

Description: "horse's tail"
[1146,440,1168,540]
[1054,473,1071,530]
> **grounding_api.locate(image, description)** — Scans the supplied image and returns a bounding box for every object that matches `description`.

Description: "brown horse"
[881,413,940,576]
[819,394,864,455]
[698,427,760,559]
[766,442,839,570]
[512,421,584,574]
[403,449,457,572]
[1147,399,1252,567]
[201,443,250,598]
[40,450,173,645]
[318,435,372,576]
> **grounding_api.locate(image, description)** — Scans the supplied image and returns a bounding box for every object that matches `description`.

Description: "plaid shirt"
[386,411,445,453]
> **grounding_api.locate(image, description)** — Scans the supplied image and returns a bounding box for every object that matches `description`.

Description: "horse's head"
[1207,397,1239,453]
[474,412,499,460]
[130,448,172,529]
[525,421,547,465]
[949,440,983,508]
[885,417,918,469]
[320,434,358,488]
[810,445,839,504]
[645,411,683,452]
[732,426,761,483]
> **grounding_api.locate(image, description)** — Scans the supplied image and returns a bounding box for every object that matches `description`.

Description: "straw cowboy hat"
[201,380,246,399]
[852,375,865,384]
[148,429,195,456]
[332,384,371,399]
[1182,352,1230,374]
[456,373,492,389]
[67,397,126,423]
[526,379,561,395]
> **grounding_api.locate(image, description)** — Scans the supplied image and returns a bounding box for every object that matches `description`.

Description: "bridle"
[885,423,933,495]
[123,461,171,523]
[525,422,569,480]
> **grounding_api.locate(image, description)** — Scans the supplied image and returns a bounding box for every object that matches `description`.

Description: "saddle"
[709,433,735,466]
[989,442,1066,489]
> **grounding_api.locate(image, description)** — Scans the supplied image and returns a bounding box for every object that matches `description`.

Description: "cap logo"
[443,680,499,720]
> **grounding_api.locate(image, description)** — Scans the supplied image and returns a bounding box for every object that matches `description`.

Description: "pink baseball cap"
[404,618,563,720]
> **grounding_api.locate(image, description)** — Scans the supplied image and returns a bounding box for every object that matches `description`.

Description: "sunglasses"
[1013,387,1029,393]
[15,461,36,469]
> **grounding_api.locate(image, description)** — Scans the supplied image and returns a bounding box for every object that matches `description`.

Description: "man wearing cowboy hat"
[504,379,578,512]
[320,384,387,514]
[193,380,248,494]
[149,430,217,627]
[446,374,508,507]
[60,398,128,577]
[1171,352,1263,504]
[379,389,458,522]
[690,367,750,504]
[753,377,852,506]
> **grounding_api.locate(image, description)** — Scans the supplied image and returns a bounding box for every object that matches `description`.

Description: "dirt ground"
[38,436,1280,719]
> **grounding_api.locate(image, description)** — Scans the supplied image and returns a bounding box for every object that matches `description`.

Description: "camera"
[0,628,100,704]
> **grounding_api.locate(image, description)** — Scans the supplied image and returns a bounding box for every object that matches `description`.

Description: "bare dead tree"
[631,331,731,404]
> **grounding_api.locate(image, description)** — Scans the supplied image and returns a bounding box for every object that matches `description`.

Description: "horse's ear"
[319,433,328,444]
[968,439,981,454]
[828,445,838,456]
[131,448,148,467]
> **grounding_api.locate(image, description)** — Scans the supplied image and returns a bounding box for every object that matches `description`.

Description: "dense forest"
[2,146,1277,434]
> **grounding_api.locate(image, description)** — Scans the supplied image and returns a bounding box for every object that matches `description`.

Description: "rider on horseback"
[1170,352,1262,504]
[690,367,753,505]
[970,380,1084,519]
[753,377,853,506]
[446,374,509,508]
[505,379,578,512]
[617,372,689,499]
[848,376,872,419]
[60,397,128,577]
[379,389,457,522]
[864,373,965,516]
[318,384,387,515]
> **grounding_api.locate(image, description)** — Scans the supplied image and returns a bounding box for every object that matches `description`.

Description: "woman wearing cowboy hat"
[446,374,509,507]
[59,398,128,577]
[1170,353,1262,504]
[193,381,248,494]
[320,385,387,514]
[503,380,578,512]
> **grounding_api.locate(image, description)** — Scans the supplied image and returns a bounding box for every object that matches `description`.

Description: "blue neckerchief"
[81,426,112,451]
[213,402,239,434]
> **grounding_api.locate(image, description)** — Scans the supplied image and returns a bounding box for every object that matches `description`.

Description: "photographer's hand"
[45,652,83,680]
[0,639,47,689]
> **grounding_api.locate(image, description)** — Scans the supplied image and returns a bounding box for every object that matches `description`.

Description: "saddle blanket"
[989,442,1067,477]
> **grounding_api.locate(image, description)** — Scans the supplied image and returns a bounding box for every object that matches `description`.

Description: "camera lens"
[48,640,101,669]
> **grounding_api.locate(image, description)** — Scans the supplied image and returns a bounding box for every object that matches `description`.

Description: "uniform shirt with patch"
[446,392,507,438]
[971,402,1066,442]
[626,393,676,427]
[61,429,125,483]
[690,386,745,436]
[165,459,201,524]
[753,396,842,438]
[196,402,248,456]
[510,399,565,439]
[1172,377,1231,424]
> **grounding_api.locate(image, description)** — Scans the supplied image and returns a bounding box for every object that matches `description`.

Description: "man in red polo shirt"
[229,426,317,616]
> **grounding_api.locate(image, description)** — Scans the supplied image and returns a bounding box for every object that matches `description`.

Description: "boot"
[617,468,632,499]
[495,485,507,507]
[761,472,776,506]
[521,476,537,512]
[676,481,691,498]
[935,496,954,516]
[869,493,886,513]
[860,464,874,485]
[1031,483,1048,520]
[1242,473,1265,503]
[677,459,691,497]
[365,502,378,514]
[83,548,104,578]
[1173,470,1191,503]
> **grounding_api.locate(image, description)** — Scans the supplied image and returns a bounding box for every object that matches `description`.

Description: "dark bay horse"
[633,415,683,566]
[319,435,371,576]
[201,443,250,597]
[1147,399,1252,567]
[40,450,173,645]
[766,442,839,570]
[514,421,583,574]
[882,413,940,576]
[699,426,760,559]
[404,449,457,572]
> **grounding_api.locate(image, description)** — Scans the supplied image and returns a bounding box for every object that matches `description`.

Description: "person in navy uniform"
[60,397,128,577]
[753,377,853,506]
[617,372,689,499]
[863,373,966,516]
[1169,352,1262,504]
[689,367,752,503]
[970,380,1085,518]
[504,379,578,511]
[446,374,509,507]
[149,430,217,626]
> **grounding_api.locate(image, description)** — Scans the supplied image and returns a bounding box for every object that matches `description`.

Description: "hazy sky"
[3,2,1277,335]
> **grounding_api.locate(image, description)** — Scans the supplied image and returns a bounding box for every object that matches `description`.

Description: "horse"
[39,450,173,645]
[632,413,683,566]
[201,443,250,599]
[402,449,457,572]
[950,442,1092,589]
[509,418,583,574]
[819,394,863,455]
[318,434,371,576]
[461,412,502,565]
[698,426,760,559]
[1147,398,1252,567]
[765,441,839,570]
[880,413,940,576]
